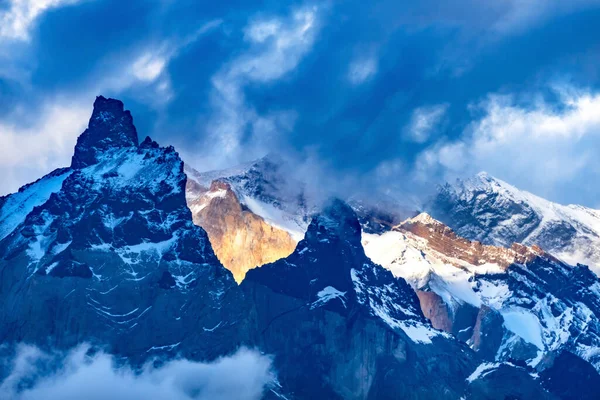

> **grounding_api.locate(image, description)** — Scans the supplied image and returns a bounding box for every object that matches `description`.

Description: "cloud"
[100,19,223,106]
[192,6,319,171]
[132,53,167,82]
[405,104,448,143]
[0,17,225,197]
[0,0,83,41]
[0,344,275,400]
[0,98,89,195]
[492,0,600,35]
[347,56,378,85]
[415,86,600,204]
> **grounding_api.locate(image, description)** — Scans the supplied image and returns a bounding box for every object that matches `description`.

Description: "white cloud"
[132,53,168,82]
[194,6,319,170]
[493,0,600,35]
[0,18,225,196]
[104,19,223,105]
[0,0,82,41]
[1,344,275,400]
[0,98,89,195]
[347,57,378,85]
[416,87,600,203]
[405,104,448,143]
[244,19,282,43]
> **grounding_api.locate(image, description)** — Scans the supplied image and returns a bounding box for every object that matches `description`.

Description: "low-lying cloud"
[0,345,275,400]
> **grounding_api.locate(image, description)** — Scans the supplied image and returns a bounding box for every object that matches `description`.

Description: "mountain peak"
[71,96,139,169]
[475,170,491,179]
[305,198,361,245]
[402,212,442,227]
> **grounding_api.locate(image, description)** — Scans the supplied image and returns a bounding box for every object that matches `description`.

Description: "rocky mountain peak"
[71,95,139,169]
[305,198,362,246]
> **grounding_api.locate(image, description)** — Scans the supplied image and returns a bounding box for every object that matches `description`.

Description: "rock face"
[399,212,546,269]
[186,179,297,283]
[363,212,600,374]
[0,97,248,360]
[185,156,310,242]
[427,172,600,274]
[71,96,138,169]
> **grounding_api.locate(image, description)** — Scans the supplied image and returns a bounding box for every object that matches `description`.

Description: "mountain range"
[1,97,599,399]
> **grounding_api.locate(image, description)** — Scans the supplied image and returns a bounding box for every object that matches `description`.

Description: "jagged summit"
[0,96,247,360]
[305,198,362,246]
[71,95,139,168]
[244,198,430,333]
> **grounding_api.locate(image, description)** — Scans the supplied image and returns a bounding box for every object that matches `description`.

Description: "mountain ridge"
[427,171,600,274]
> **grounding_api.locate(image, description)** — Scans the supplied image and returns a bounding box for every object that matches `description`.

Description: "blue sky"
[1,0,600,207]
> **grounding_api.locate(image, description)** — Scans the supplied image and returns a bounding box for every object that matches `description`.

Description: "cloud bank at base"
[0,345,275,400]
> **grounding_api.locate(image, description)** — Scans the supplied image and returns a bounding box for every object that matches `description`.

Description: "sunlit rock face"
[186,179,297,283]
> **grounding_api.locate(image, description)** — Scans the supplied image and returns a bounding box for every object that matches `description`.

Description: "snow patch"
[311,286,347,309]
[502,308,544,350]
[467,362,500,383]
[0,170,71,241]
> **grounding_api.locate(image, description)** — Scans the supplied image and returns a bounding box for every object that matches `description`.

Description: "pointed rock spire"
[71,96,138,168]
[304,198,362,246]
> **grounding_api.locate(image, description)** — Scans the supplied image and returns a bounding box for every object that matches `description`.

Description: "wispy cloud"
[405,104,448,143]
[347,56,378,85]
[415,86,600,203]
[492,0,600,35]
[193,6,319,170]
[101,19,223,105]
[0,0,83,41]
[0,97,89,194]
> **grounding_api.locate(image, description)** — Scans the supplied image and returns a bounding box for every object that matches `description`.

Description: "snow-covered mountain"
[0,96,565,399]
[184,155,413,281]
[242,199,553,399]
[363,213,600,373]
[0,96,248,360]
[427,172,600,274]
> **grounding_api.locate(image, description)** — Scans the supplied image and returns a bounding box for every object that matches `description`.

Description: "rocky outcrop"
[71,96,138,169]
[416,290,453,332]
[186,180,297,283]
[398,212,546,269]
